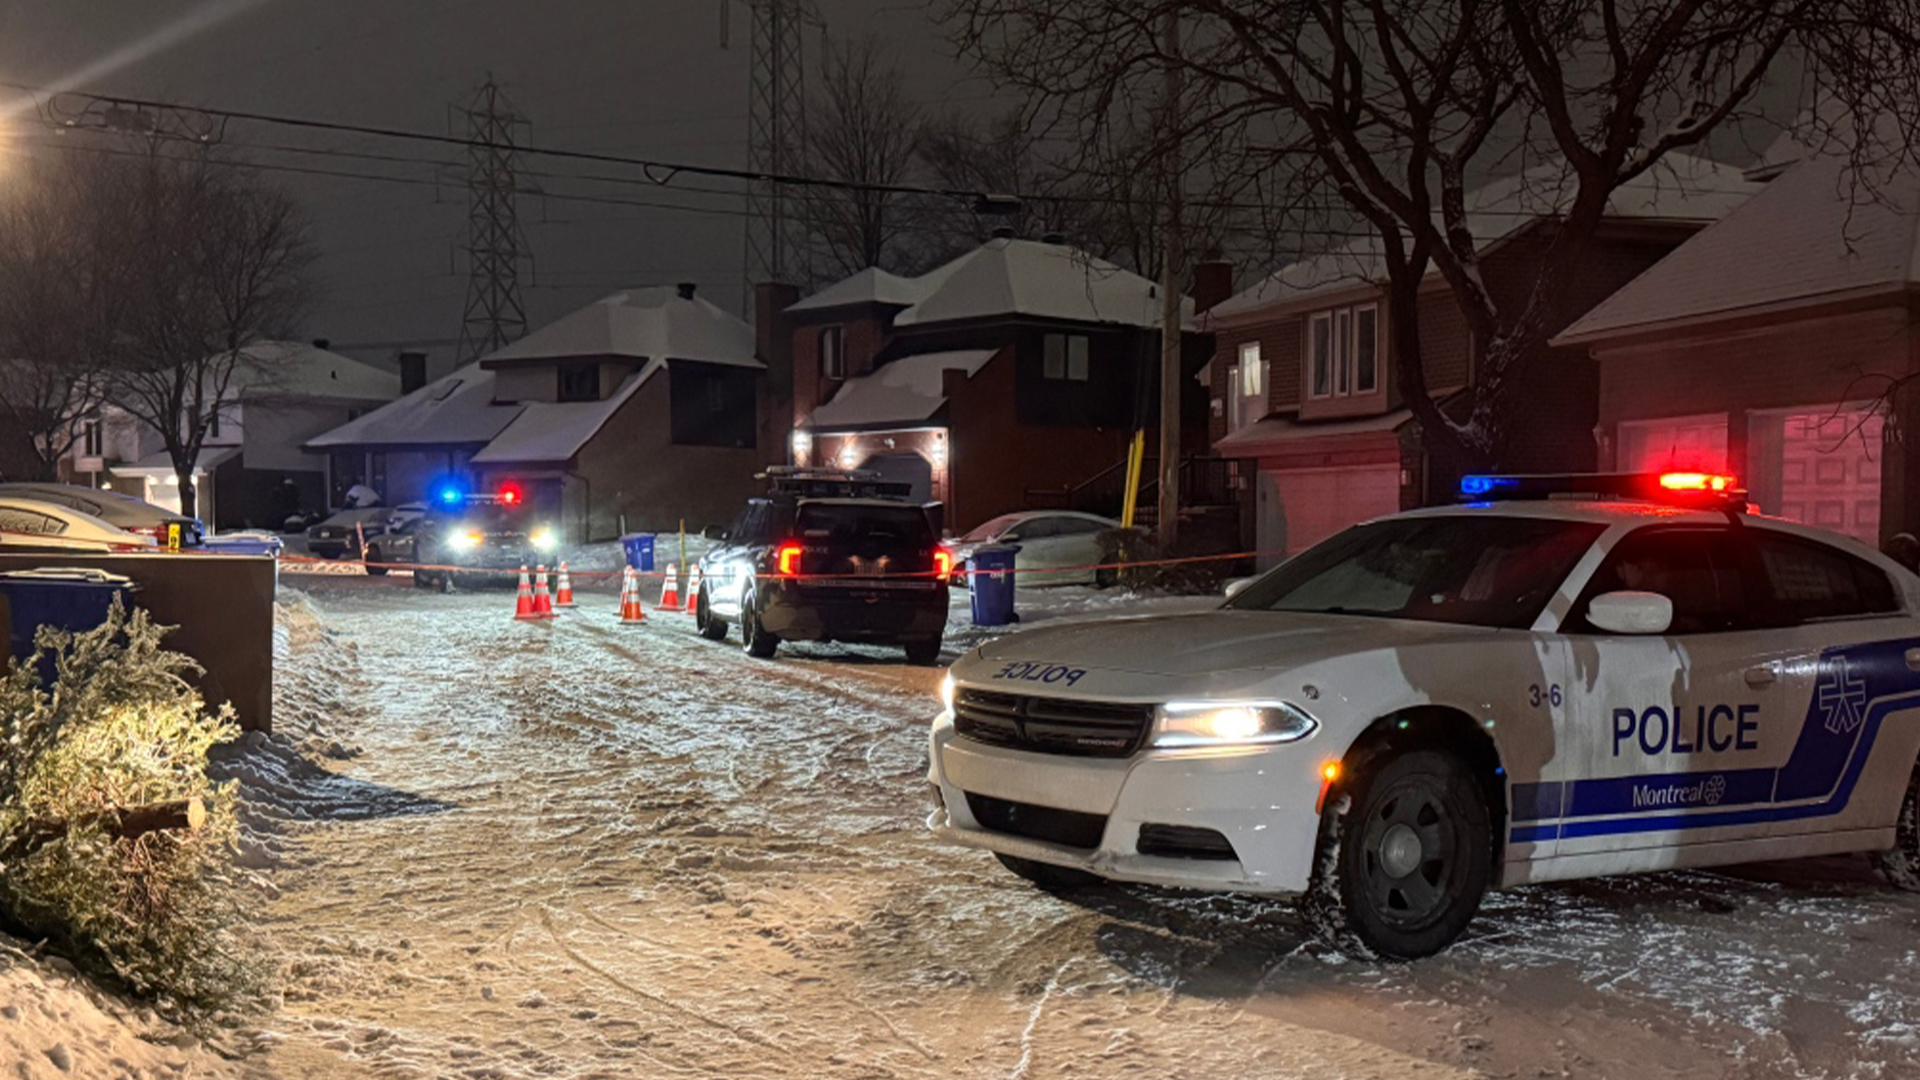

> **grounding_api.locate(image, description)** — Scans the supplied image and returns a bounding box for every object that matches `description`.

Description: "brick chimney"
[397,351,428,395]
[754,281,801,467]
[1190,256,1234,315]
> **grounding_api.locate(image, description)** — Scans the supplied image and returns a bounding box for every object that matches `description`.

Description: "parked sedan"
[947,510,1128,587]
[0,497,158,551]
[0,482,203,548]
[305,507,399,559]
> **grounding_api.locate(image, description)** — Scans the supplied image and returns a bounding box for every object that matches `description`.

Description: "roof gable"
[1556,152,1920,345]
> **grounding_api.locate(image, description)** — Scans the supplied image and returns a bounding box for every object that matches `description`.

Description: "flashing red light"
[497,484,522,505]
[1658,472,1736,493]
[933,547,954,579]
[776,541,804,576]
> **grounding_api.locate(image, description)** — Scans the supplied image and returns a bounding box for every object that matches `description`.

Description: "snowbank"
[0,942,248,1079]
[942,583,1223,655]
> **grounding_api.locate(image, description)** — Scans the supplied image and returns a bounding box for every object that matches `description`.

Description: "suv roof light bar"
[1458,471,1748,509]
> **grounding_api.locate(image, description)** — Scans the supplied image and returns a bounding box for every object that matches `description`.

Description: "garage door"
[1264,465,1401,557]
[1617,414,1729,473]
[856,452,934,504]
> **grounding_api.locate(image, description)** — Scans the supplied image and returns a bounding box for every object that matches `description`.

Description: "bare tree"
[104,153,312,519]
[946,0,1920,470]
[0,157,124,479]
[805,34,926,279]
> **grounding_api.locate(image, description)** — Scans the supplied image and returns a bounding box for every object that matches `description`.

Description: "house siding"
[566,368,764,541]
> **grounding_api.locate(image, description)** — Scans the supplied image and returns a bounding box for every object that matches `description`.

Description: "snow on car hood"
[973,609,1497,677]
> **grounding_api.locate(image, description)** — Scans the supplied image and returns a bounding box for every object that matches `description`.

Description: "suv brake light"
[933,547,954,578]
[775,541,804,576]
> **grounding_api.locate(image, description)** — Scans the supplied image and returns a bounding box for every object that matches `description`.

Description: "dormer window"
[1307,303,1380,399]
[819,326,846,380]
[558,363,600,402]
[1042,333,1089,381]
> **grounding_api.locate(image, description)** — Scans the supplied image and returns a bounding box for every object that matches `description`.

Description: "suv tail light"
[775,541,804,576]
[933,547,954,578]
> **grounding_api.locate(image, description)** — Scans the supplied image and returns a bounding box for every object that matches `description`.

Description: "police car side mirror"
[1223,577,1254,599]
[1587,590,1673,635]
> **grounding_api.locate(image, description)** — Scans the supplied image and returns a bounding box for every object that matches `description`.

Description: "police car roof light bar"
[1458,471,1747,509]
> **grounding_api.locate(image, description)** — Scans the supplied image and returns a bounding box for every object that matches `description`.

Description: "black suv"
[695,470,950,663]
[366,495,561,590]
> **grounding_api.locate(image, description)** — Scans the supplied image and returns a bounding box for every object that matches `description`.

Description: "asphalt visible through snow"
[247,572,1920,1080]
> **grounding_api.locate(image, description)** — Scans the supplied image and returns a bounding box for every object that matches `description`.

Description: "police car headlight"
[939,673,955,712]
[1152,701,1318,748]
[531,527,557,551]
[447,531,482,552]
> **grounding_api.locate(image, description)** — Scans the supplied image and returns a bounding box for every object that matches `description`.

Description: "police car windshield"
[445,503,530,533]
[1227,516,1605,629]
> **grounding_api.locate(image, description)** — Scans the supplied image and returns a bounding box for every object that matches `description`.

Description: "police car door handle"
[1743,662,1778,688]
[1906,647,1920,672]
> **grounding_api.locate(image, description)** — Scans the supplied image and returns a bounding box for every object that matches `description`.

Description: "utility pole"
[1154,8,1184,551]
[456,78,530,362]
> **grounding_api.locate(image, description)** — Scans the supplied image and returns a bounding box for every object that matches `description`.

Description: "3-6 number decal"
[1528,684,1563,708]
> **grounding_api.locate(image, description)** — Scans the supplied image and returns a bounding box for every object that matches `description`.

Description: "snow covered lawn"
[220,575,1920,1079]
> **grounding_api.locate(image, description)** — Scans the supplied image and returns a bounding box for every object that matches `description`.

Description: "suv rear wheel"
[696,587,728,641]
[903,639,941,666]
[1309,749,1492,960]
[740,588,779,659]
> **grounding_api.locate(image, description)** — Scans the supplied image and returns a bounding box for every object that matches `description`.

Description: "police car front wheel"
[1313,749,1493,960]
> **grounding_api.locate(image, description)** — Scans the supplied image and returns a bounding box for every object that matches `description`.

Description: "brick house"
[1555,150,1920,548]
[1202,155,1760,566]
[786,237,1216,534]
[307,284,766,540]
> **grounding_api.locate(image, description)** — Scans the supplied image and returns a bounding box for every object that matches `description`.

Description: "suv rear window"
[795,503,933,544]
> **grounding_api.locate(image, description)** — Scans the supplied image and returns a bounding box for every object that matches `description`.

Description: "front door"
[1552,525,1804,867]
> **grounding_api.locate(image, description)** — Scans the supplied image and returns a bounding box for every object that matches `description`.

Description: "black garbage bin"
[0,568,138,685]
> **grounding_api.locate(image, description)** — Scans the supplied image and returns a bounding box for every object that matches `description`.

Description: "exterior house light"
[838,442,861,469]
[790,429,811,465]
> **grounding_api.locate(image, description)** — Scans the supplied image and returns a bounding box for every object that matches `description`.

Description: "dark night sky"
[0,0,990,375]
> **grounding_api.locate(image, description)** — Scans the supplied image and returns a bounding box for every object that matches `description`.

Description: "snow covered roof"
[1556,152,1920,346]
[891,239,1192,330]
[482,286,761,368]
[787,268,933,313]
[231,341,401,403]
[1210,153,1761,322]
[109,446,240,477]
[470,361,661,465]
[304,363,520,449]
[806,349,997,430]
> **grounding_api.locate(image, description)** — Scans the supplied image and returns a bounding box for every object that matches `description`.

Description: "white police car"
[927,472,1920,958]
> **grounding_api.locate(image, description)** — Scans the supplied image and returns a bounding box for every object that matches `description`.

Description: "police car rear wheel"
[1318,750,1491,960]
[741,590,779,659]
[1873,767,1920,891]
[994,853,1103,890]
[697,588,728,641]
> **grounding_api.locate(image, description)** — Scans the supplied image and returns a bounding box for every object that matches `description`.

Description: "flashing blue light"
[1459,475,1499,496]
[436,485,463,505]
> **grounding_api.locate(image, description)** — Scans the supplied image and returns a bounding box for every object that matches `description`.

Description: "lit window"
[1231,342,1266,430]
[819,326,845,380]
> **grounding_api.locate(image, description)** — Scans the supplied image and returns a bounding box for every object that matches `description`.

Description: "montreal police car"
[928,472,1920,958]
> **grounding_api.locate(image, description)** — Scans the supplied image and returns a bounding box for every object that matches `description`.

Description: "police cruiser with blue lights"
[927,471,1920,957]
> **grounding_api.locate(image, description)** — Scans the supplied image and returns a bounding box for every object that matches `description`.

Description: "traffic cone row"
[619,566,647,623]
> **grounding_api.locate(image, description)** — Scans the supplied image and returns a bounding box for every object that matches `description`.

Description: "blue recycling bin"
[0,568,138,685]
[621,533,657,572]
[968,545,1022,627]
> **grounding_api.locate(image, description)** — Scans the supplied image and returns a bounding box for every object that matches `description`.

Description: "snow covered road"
[244,574,1920,1080]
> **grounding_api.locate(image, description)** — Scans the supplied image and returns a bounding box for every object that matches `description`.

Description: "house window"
[558,363,600,402]
[1043,333,1089,381]
[819,326,845,380]
[81,418,102,457]
[1231,341,1265,430]
[1306,303,1381,399]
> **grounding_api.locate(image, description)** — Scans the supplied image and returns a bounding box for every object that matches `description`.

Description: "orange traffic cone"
[554,562,575,607]
[684,564,703,615]
[532,565,557,618]
[619,566,647,623]
[513,565,538,620]
[659,562,680,611]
